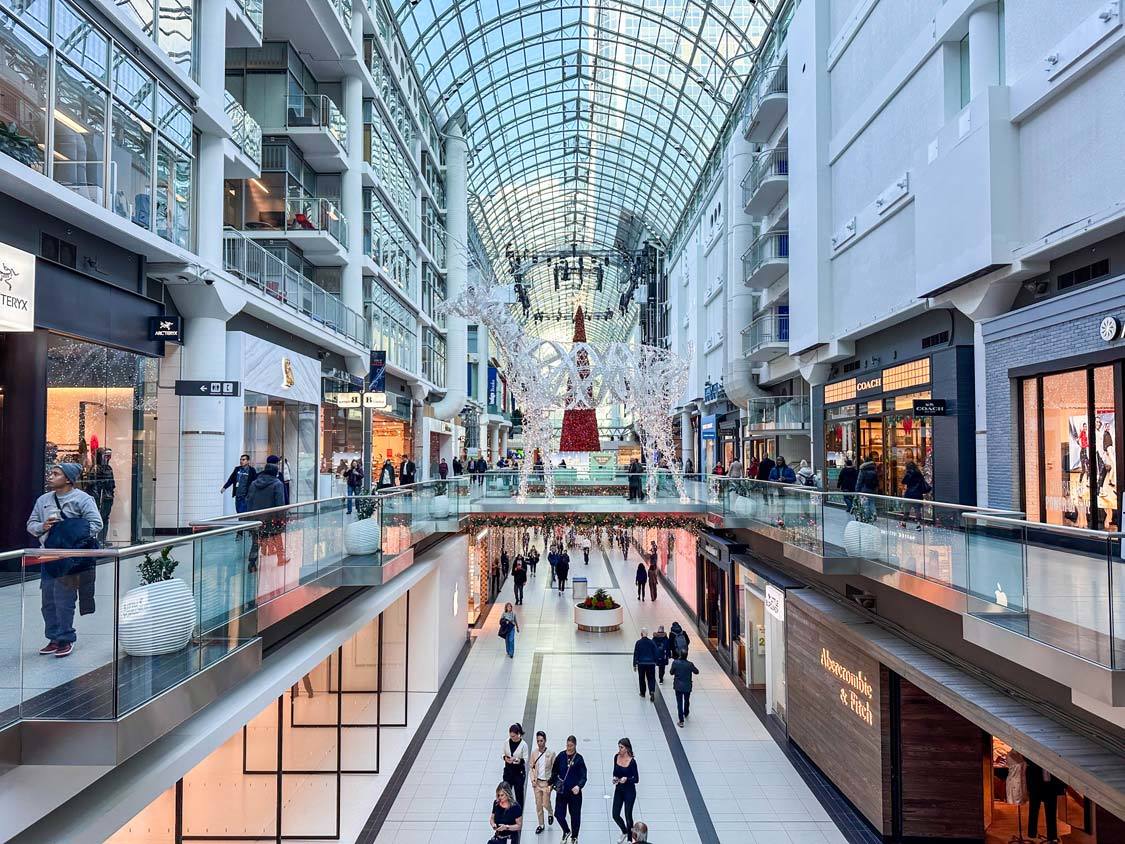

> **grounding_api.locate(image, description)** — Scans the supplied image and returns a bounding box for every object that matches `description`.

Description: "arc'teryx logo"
[0,262,29,313]
[0,262,17,291]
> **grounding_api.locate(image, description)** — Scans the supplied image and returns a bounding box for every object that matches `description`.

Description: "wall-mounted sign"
[329,392,362,408]
[1100,315,1122,342]
[820,647,875,726]
[369,350,386,392]
[487,365,499,408]
[364,392,389,409]
[765,584,785,621]
[700,414,718,440]
[703,381,727,404]
[281,357,296,390]
[912,398,946,416]
[0,241,36,333]
[175,380,240,397]
[148,315,182,343]
[857,376,882,394]
[756,624,766,657]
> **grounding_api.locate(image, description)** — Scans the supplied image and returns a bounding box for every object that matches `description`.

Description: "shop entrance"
[696,555,728,651]
[244,392,318,503]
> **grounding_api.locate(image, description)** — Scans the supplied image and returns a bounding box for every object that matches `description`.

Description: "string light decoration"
[464,513,705,533]
[441,259,692,503]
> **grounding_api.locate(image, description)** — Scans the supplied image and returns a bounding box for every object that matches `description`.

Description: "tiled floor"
[373,540,847,844]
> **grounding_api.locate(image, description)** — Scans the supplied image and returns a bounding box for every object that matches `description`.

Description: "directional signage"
[329,392,362,408]
[175,380,241,397]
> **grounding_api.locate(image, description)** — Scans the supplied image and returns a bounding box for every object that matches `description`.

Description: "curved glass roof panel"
[397,0,776,344]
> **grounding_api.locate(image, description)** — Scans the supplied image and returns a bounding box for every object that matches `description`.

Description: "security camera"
[204,277,215,286]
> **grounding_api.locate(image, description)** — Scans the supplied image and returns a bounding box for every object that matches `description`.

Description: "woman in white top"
[502,722,529,809]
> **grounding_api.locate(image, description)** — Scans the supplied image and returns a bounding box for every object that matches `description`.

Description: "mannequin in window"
[1026,759,1066,843]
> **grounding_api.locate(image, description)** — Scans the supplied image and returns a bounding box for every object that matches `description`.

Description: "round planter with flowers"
[574,588,624,632]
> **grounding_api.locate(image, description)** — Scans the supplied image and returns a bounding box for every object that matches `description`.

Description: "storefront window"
[1041,369,1091,527]
[244,391,318,504]
[824,409,856,488]
[321,397,363,490]
[885,393,932,497]
[110,104,153,225]
[372,414,411,465]
[1093,366,1117,530]
[44,334,158,544]
[1022,379,1041,522]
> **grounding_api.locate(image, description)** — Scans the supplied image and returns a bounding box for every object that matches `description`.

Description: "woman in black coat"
[901,461,931,528]
[634,561,648,601]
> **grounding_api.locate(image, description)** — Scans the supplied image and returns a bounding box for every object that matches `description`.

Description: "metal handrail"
[961,510,1121,539]
[742,231,789,278]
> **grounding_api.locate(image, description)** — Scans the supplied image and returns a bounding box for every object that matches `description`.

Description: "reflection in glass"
[156,0,194,75]
[112,47,155,120]
[54,0,108,80]
[53,58,108,203]
[1041,369,1089,527]
[0,13,50,173]
[156,140,192,247]
[110,104,153,226]
[116,0,157,38]
[1022,379,1041,522]
[1094,366,1117,530]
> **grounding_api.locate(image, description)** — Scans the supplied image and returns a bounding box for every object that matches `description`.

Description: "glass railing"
[7,524,260,722]
[743,311,789,356]
[327,0,352,31]
[742,146,788,206]
[284,196,349,247]
[285,94,348,149]
[235,0,263,37]
[741,63,788,134]
[224,91,262,168]
[742,231,789,282]
[746,394,807,429]
[222,228,368,346]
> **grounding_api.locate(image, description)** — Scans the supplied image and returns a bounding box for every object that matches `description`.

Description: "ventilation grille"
[1058,259,1109,291]
[922,330,950,349]
[842,360,861,374]
[41,233,76,268]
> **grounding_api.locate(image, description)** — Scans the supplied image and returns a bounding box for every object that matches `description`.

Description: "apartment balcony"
[742,147,788,216]
[240,197,349,264]
[266,95,348,171]
[742,231,789,288]
[742,310,789,361]
[226,0,264,47]
[746,395,809,433]
[223,92,262,179]
[742,63,788,143]
[223,228,368,347]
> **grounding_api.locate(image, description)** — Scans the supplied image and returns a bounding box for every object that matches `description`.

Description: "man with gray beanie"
[27,463,102,657]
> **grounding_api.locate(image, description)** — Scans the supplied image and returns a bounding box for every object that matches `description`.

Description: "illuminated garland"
[464,513,705,533]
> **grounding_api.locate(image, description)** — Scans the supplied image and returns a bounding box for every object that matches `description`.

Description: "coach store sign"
[0,241,35,332]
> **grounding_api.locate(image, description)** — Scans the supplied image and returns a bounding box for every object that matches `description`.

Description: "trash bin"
[572,576,588,602]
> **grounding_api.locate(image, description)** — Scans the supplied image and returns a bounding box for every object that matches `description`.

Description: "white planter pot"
[574,603,624,632]
[732,495,754,516]
[119,578,197,657]
[843,520,883,558]
[344,517,381,555]
[431,494,450,518]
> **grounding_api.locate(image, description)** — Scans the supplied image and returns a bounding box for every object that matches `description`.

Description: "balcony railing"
[223,228,368,346]
[743,231,789,285]
[286,94,348,149]
[743,310,789,357]
[327,0,352,31]
[746,394,808,429]
[742,146,788,207]
[224,91,262,168]
[285,196,349,247]
[741,63,788,138]
[235,0,263,36]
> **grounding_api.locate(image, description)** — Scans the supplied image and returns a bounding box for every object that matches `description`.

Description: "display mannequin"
[1005,749,1028,843]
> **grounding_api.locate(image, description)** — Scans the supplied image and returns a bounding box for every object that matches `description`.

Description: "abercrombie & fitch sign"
[0,242,35,333]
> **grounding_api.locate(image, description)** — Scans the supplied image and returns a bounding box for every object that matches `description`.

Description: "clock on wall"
[1100,316,1120,342]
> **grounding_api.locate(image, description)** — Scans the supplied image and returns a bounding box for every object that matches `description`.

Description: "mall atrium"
[1,1,1125,843]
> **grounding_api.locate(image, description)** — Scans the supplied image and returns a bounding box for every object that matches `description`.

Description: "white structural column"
[968,3,1001,98]
[179,313,232,522]
[194,0,228,268]
[430,124,469,420]
[489,425,500,464]
[680,409,693,467]
[499,427,509,458]
[340,10,365,317]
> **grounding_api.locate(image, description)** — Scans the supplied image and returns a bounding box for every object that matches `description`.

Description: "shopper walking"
[652,625,671,684]
[501,723,529,808]
[438,457,449,479]
[856,452,880,519]
[500,602,519,659]
[27,463,102,658]
[632,628,658,701]
[901,460,931,529]
[647,543,659,601]
[1026,759,1066,842]
[548,545,558,586]
[630,821,649,842]
[90,447,115,542]
[610,738,639,843]
[512,558,527,605]
[247,459,287,569]
[529,731,556,834]
[756,454,775,482]
[489,781,523,842]
[634,561,648,601]
[376,458,396,490]
[344,459,364,515]
[399,453,416,485]
[668,621,690,658]
[727,456,744,478]
[221,453,257,514]
[837,457,859,513]
[551,735,587,843]
[669,651,700,727]
[581,534,591,565]
[555,548,570,595]
[527,545,539,577]
[796,459,816,487]
[500,547,510,578]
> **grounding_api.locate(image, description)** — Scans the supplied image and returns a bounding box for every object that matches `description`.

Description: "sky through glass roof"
[397,0,776,343]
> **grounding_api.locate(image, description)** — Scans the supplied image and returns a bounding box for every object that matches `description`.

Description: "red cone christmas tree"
[559,306,601,452]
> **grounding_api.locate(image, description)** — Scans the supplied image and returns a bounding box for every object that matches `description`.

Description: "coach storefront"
[784,590,1125,842]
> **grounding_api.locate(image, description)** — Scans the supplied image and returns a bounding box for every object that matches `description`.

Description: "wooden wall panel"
[786,598,888,833]
[898,677,988,839]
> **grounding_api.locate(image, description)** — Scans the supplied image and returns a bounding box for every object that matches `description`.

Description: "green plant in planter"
[138,545,178,585]
[849,495,877,525]
[0,122,41,168]
[354,488,377,520]
[582,587,618,610]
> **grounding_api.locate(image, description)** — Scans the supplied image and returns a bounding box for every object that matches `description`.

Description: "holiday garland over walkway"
[464,512,705,533]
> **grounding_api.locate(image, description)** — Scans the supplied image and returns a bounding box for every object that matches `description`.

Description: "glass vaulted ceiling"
[397,0,776,344]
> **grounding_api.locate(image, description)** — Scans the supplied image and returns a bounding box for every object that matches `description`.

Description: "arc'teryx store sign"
[0,242,35,332]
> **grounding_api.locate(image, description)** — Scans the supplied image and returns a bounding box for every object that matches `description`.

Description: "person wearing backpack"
[901,461,932,530]
[668,621,690,659]
[26,463,103,658]
[499,602,519,658]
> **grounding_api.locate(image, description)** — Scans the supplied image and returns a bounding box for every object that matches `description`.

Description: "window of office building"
[106,0,195,76]
[1021,365,1118,530]
[422,328,446,388]
[0,10,50,173]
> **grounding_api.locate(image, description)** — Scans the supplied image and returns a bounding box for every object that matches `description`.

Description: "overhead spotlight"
[604,255,610,266]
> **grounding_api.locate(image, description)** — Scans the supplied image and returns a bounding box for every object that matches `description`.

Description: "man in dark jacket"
[398,453,416,485]
[247,460,287,569]
[633,628,658,700]
[222,454,257,513]
[512,558,527,605]
[1026,759,1067,842]
[668,621,690,658]
[551,735,587,842]
[555,549,570,594]
[836,458,859,513]
[756,455,775,482]
[856,454,879,493]
[669,653,700,726]
[652,625,672,684]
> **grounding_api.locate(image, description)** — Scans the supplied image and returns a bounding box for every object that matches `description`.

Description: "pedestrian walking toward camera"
[555,548,570,594]
[221,453,257,514]
[634,561,648,601]
[529,731,556,834]
[633,628,658,701]
[630,821,649,842]
[528,545,539,577]
[668,621,690,658]
[489,781,523,842]
[551,735,587,843]
[581,534,591,564]
[652,625,671,684]
[647,554,659,602]
[512,557,527,605]
[611,738,639,843]
[500,602,519,659]
[502,723,529,808]
[670,651,700,727]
